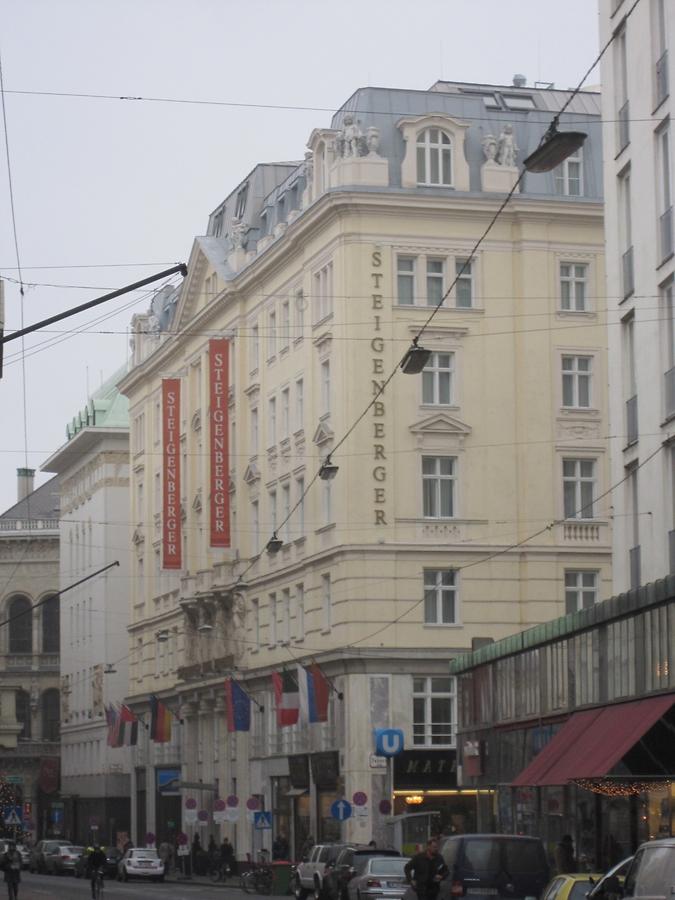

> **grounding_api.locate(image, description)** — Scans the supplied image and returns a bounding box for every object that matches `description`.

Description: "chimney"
[512,74,527,88]
[17,468,35,502]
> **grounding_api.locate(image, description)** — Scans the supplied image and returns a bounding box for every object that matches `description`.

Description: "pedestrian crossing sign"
[3,807,21,827]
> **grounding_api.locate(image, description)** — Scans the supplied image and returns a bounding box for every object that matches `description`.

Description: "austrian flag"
[272,670,299,727]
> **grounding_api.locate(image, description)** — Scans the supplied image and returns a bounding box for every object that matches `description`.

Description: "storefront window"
[318,791,341,842]
[644,783,673,840]
[272,776,291,854]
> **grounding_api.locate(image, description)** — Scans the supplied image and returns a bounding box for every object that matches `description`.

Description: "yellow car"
[541,873,603,900]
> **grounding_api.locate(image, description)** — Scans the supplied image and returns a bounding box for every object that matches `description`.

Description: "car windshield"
[132,850,158,859]
[369,859,409,876]
[568,881,595,900]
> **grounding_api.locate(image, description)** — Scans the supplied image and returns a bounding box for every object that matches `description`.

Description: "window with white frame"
[560,263,588,312]
[422,456,456,518]
[313,262,333,323]
[455,258,473,308]
[133,413,145,453]
[320,359,331,416]
[656,123,673,262]
[563,458,596,519]
[251,499,260,555]
[281,588,291,644]
[281,481,291,540]
[422,352,454,405]
[153,402,160,443]
[397,256,416,304]
[554,148,583,197]
[250,407,259,455]
[424,569,457,625]
[412,676,456,746]
[251,598,260,650]
[295,378,304,431]
[269,488,278,533]
[321,573,332,631]
[267,310,277,359]
[281,387,290,439]
[562,355,592,408]
[426,259,444,306]
[268,593,277,646]
[295,583,305,640]
[295,289,305,341]
[281,300,290,351]
[296,476,305,536]
[416,128,452,186]
[663,280,675,378]
[235,184,248,218]
[268,396,277,445]
[251,323,259,371]
[322,480,332,525]
[564,571,598,614]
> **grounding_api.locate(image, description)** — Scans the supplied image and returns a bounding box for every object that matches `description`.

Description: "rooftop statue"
[496,124,519,167]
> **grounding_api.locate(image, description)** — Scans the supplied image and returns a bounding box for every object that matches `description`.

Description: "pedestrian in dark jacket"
[405,838,448,900]
[1,843,21,900]
[554,835,576,874]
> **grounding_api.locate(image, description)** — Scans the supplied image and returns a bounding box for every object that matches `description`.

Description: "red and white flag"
[272,671,299,727]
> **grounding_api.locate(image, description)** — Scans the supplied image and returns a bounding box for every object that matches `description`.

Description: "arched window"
[41,689,60,742]
[15,690,31,740]
[8,596,32,654]
[416,128,452,186]
[42,595,59,653]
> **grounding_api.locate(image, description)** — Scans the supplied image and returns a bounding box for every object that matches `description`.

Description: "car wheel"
[314,878,323,900]
[295,876,309,900]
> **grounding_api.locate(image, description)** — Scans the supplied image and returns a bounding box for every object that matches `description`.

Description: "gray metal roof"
[0,474,61,522]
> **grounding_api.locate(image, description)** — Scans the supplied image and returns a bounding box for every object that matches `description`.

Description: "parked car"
[324,847,402,900]
[294,843,349,900]
[29,839,63,873]
[347,855,411,900]
[613,838,675,898]
[587,856,633,899]
[541,873,603,900]
[43,844,84,875]
[439,834,550,900]
[117,847,164,882]
[16,844,30,869]
[75,846,122,879]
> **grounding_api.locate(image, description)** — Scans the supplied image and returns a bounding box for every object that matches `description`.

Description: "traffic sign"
[330,799,352,821]
[378,799,392,815]
[374,728,404,757]
[3,807,21,827]
[253,810,272,830]
[352,791,367,807]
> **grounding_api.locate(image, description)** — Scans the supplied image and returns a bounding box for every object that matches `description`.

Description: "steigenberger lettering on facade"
[209,338,231,547]
[371,249,387,525]
[162,378,182,569]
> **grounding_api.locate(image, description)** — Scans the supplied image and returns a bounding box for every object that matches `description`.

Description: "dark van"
[440,835,550,900]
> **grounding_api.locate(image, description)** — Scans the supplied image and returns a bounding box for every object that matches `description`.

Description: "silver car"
[347,856,411,900]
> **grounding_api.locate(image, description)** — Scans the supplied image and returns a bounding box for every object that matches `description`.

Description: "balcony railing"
[562,522,602,542]
[665,367,675,419]
[625,394,638,446]
[629,545,641,589]
[656,50,669,108]
[669,530,675,575]
[660,207,673,263]
[617,100,630,153]
[0,518,59,532]
[622,246,634,299]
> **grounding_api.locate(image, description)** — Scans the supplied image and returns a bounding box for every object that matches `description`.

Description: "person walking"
[85,842,107,900]
[404,838,448,900]
[554,835,576,874]
[1,842,21,900]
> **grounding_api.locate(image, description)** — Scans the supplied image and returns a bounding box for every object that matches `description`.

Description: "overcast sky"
[0,0,600,514]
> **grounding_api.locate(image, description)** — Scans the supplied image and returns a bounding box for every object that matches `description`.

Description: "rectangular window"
[322,481,332,525]
[560,263,588,311]
[133,413,145,453]
[564,571,598,614]
[250,407,259,455]
[267,310,277,359]
[623,313,636,398]
[657,124,673,262]
[397,256,416,305]
[296,476,305,536]
[562,355,592,408]
[295,583,305,640]
[322,573,331,631]
[235,184,248,218]
[313,263,334,322]
[251,323,259,371]
[422,456,456,518]
[268,396,277,445]
[424,570,457,625]
[269,489,278,533]
[281,482,291,540]
[555,149,583,197]
[615,27,629,151]
[422,352,454,405]
[321,359,331,416]
[455,258,473,308]
[281,300,290,350]
[281,387,290,439]
[619,169,633,298]
[426,259,444,306]
[281,588,291,644]
[654,0,669,106]
[295,378,304,431]
[563,458,596,519]
[295,289,305,341]
[268,593,277,646]
[412,676,456,747]
[252,499,260,555]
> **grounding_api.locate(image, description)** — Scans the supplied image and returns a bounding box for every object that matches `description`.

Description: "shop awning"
[512,693,675,787]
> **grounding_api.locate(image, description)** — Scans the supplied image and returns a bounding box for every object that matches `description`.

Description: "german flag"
[149,695,172,743]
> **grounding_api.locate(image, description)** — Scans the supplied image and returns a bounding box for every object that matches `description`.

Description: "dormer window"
[417,129,452,186]
[260,210,268,236]
[235,184,248,219]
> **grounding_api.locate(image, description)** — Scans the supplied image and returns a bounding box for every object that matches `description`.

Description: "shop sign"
[393,750,457,790]
[162,378,182,569]
[208,338,230,547]
[310,751,339,788]
[369,754,387,769]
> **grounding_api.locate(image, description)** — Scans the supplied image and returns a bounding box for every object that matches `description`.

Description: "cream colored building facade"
[120,80,610,853]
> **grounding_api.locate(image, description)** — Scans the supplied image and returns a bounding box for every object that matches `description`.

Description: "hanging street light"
[523,119,587,173]
[266,534,283,555]
[319,456,339,480]
[400,339,432,375]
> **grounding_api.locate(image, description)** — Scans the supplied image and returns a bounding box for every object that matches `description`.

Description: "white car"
[117,848,164,882]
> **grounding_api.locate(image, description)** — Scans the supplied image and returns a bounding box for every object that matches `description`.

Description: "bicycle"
[242,855,273,895]
[93,867,105,900]
[210,861,235,883]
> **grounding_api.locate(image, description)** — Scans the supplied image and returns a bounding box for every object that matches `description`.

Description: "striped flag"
[224,679,251,732]
[297,663,330,724]
[150,695,172,743]
[105,705,119,747]
[119,705,139,746]
[272,670,299,727]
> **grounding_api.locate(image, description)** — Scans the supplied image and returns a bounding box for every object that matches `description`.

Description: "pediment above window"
[243,462,260,485]
[313,420,334,447]
[397,113,470,191]
[409,412,471,450]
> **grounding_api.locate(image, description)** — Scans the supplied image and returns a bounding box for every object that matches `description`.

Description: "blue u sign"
[374,728,404,757]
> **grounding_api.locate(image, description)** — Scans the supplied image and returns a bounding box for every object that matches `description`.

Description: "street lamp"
[266,534,283,555]
[400,340,432,375]
[523,121,587,173]
[319,456,339,480]
[156,629,170,643]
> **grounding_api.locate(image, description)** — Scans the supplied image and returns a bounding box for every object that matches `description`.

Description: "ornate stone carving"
[230,217,249,250]
[496,125,519,167]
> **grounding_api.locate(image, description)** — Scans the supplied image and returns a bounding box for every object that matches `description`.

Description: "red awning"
[512,693,675,787]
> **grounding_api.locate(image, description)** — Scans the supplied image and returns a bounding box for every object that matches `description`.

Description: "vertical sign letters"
[162,378,182,569]
[371,249,387,525]
[209,338,231,547]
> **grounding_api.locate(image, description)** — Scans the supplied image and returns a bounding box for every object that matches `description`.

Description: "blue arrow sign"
[374,728,404,757]
[330,799,352,821]
[253,810,272,830]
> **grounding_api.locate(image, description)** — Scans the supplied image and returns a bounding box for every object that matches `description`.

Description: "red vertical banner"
[209,338,230,546]
[162,378,182,569]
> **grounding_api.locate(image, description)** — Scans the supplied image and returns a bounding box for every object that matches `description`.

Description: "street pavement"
[14,870,286,900]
